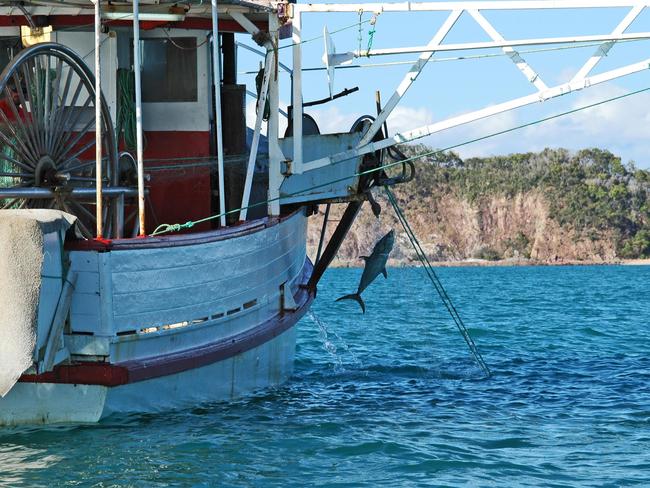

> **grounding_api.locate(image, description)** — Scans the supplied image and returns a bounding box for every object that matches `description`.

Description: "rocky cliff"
[306,147,649,266]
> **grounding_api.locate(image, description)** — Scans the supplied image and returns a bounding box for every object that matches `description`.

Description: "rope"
[366,15,378,56]
[385,186,491,377]
[151,221,196,235]
[162,28,209,50]
[145,161,215,171]
[277,19,372,51]
[81,35,109,61]
[294,38,648,73]
[365,36,650,57]
[115,69,140,151]
[149,84,650,236]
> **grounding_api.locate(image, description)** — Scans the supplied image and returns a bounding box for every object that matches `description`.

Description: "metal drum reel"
[0,42,120,238]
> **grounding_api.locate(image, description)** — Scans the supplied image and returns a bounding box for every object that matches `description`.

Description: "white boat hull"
[0,326,297,425]
[0,210,313,426]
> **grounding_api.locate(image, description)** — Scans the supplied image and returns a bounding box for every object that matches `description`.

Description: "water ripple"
[0,265,649,486]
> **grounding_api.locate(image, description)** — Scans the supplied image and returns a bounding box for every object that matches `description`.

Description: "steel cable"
[385,186,491,377]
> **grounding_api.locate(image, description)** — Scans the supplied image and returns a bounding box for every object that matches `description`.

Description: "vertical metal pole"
[212,0,226,227]
[291,9,302,174]
[94,0,103,238]
[116,193,124,239]
[267,14,281,217]
[239,51,271,222]
[315,203,330,264]
[133,0,146,236]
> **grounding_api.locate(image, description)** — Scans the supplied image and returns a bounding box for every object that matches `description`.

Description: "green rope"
[366,30,375,56]
[385,186,491,377]
[116,69,139,151]
[0,137,19,205]
[150,85,650,236]
[366,15,377,55]
[0,133,17,181]
[151,221,196,235]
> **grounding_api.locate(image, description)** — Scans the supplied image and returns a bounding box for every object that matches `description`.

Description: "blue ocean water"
[1,265,649,487]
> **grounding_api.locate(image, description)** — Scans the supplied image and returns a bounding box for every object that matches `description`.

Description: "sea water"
[1,265,649,487]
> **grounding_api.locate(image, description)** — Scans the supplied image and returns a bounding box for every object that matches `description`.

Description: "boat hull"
[0,325,298,426]
[0,210,313,426]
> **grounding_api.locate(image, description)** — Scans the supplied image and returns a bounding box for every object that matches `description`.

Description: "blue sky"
[239,1,650,168]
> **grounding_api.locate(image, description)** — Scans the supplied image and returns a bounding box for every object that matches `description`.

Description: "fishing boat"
[1,0,649,425]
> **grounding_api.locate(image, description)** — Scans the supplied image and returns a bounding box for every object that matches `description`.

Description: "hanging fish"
[336,230,395,313]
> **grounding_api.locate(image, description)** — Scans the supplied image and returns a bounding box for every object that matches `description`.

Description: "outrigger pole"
[94,0,102,238]
[133,0,146,236]
[211,0,227,228]
[290,0,650,175]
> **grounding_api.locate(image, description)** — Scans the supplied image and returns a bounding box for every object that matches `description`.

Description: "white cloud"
[303,105,358,134]
[428,110,520,158]
[513,84,650,165]
[386,106,435,134]
[245,99,291,137]
[284,105,434,137]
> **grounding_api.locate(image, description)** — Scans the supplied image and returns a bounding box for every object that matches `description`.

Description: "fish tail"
[336,294,366,314]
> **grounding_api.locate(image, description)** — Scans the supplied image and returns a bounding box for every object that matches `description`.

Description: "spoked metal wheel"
[0,42,117,238]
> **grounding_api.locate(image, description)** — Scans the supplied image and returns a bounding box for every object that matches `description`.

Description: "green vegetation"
[472,246,502,261]
[503,232,532,259]
[399,146,650,259]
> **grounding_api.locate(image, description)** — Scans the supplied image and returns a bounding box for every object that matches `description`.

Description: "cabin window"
[135,37,198,103]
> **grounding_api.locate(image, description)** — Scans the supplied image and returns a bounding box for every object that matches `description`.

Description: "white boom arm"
[289,0,650,174]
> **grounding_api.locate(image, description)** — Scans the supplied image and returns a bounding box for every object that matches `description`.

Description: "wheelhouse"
[0,1,293,239]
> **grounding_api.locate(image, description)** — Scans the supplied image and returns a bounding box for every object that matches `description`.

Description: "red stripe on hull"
[20,363,129,387]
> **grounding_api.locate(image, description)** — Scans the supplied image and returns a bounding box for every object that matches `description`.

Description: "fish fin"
[382,267,388,279]
[336,294,366,313]
[359,256,369,262]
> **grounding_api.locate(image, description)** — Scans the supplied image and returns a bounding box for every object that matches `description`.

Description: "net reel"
[0,42,124,238]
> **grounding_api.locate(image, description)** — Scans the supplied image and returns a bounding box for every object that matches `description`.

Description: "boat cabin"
[0,0,372,241]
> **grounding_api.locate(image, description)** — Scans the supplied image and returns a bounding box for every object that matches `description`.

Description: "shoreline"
[327,257,650,268]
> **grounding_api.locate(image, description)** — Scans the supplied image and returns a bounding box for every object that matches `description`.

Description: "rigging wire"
[161,28,209,50]
[357,10,364,55]
[239,37,648,75]
[150,84,650,236]
[277,19,372,51]
[384,186,491,377]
